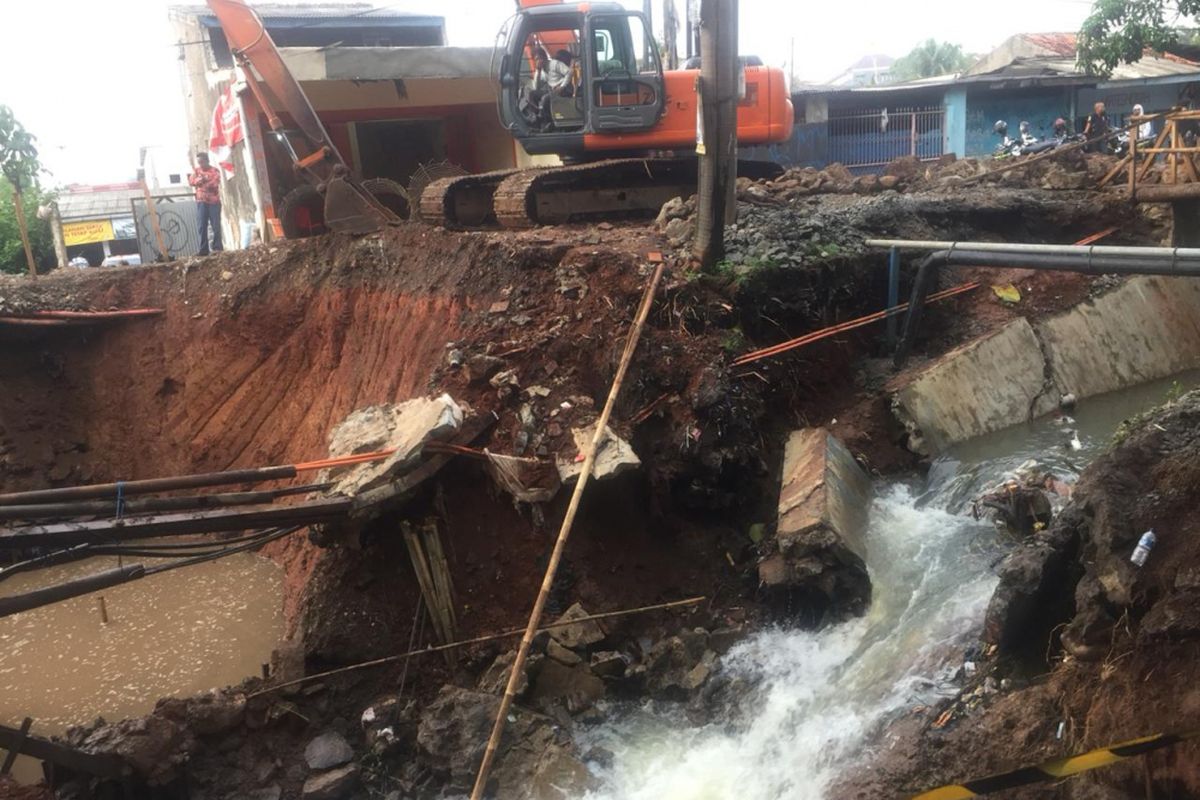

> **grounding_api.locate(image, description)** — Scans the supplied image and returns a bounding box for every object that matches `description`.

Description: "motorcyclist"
[1053,117,1070,141]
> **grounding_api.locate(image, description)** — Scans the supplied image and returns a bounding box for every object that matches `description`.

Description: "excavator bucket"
[322,176,403,235]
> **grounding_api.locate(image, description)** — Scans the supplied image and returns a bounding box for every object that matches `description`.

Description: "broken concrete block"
[760,428,871,618]
[325,395,463,496]
[549,603,606,649]
[529,659,606,713]
[555,424,640,484]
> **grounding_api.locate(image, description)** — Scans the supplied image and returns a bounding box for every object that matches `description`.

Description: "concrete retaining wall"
[893,318,1056,455]
[893,276,1200,454]
[1040,277,1200,400]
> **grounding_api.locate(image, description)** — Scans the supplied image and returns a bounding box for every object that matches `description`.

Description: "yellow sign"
[63,219,115,246]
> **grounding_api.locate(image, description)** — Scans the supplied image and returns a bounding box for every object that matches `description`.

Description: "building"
[58,181,193,266]
[762,33,1200,172]
[169,4,550,243]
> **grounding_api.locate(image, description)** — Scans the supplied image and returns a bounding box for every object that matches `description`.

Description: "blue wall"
[964,87,1073,157]
[743,121,829,168]
[944,87,967,157]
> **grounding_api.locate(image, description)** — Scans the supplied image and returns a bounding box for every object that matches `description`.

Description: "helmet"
[1054,117,1067,129]
[993,120,1008,135]
[1019,120,1031,133]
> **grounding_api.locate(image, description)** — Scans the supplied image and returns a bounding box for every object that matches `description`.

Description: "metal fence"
[827,106,946,170]
[131,196,203,262]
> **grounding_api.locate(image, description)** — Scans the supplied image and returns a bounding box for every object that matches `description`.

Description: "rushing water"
[0,550,284,783]
[580,370,1200,800]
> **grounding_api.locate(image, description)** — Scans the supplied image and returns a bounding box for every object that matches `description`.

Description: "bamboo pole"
[423,521,457,634]
[402,523,452,647]
[469,258,667,800]
[11,184,38,278]
[246,596,705,698]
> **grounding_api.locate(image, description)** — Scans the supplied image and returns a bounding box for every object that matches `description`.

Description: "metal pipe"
[0,565,146,619]
[945,249,1200,277]
[0,465,299,507]
[892,246,1200,368]
[0,484,327,521]
[865,239,1200,259]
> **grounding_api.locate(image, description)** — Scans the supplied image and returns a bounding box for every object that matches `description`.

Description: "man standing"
[1083,102,1111,153]
[189,152,223,255]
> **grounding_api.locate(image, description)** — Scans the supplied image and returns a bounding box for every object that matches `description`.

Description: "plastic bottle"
[1130,529,1156,567]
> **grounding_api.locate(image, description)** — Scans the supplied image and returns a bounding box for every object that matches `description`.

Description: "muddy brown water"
[0,551,283,784]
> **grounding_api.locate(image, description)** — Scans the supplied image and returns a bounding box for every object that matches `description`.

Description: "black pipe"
[0,565,146,619]
[893,248,1200,368]
[0,465,299,507]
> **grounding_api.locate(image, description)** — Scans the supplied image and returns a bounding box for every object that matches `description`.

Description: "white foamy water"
[580,486,1000,800]
[579,372,1200,800]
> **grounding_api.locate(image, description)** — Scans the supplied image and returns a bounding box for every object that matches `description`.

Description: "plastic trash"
[1130,529,1156,567]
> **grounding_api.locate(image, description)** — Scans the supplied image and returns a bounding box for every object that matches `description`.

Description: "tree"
[0,180,53,275]
[892,39,974,80]
[1078,0,1200,76]
[0,105,43,277]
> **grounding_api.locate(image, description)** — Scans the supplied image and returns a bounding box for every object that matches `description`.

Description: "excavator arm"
[204,0,403,236]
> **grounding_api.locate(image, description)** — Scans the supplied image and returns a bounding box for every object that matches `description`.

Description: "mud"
[0,180,1185,799]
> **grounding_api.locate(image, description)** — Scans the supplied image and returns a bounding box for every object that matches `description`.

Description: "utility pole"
[693,0,738,267]
[37,202,68,269]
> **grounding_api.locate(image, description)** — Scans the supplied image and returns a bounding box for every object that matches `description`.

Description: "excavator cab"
[496,3,664,155]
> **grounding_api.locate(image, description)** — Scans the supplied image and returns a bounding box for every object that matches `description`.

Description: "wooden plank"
[0,720,127,779]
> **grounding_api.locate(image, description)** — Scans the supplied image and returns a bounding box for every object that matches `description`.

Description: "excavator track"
[419,169,520,229]
[493,158,698,229]
[420,158,784,231]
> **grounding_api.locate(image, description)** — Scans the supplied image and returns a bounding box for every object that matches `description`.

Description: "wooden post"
[692,0,736,267]
[140,181,169,262]
[1130,130,1138,198]
[723,0,738,226]
[11,184,38,278]
[1171,120,1180,185]
[97,595,109,624]
[0,718,32,775]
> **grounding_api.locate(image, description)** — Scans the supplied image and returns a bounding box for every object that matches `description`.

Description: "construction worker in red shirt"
[188,152,223,255]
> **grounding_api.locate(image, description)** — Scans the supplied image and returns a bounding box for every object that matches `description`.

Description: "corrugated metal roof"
[59,185,192,222]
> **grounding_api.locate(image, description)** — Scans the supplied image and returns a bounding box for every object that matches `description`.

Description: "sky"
[0,0,1097,186]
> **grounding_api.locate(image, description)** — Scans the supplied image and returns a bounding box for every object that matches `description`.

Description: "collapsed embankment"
[0,181,1182,799]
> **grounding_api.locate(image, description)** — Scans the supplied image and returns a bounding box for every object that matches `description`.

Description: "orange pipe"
[731,283,979,367]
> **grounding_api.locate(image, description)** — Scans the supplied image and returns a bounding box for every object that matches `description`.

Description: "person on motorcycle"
[1018,121,1038,147]
[1084,102,1112,152]
[1053,118,1070,140]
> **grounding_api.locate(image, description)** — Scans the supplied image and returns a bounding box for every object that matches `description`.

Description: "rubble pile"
[58,605,750,800]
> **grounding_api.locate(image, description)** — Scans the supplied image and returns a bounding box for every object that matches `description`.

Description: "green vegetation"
[892,39,974,80]
[1078,0,1200,75]
[0,179,53,275]
[0,106,48,276]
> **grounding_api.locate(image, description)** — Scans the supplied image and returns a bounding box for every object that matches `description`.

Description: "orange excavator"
[423,0,795,228]
[205,0,409,236]
[205,0,794,235]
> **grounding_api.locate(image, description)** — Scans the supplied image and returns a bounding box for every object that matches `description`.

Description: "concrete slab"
[555,424,640,484]
[760,428,872,617]
[325,394,463,496]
